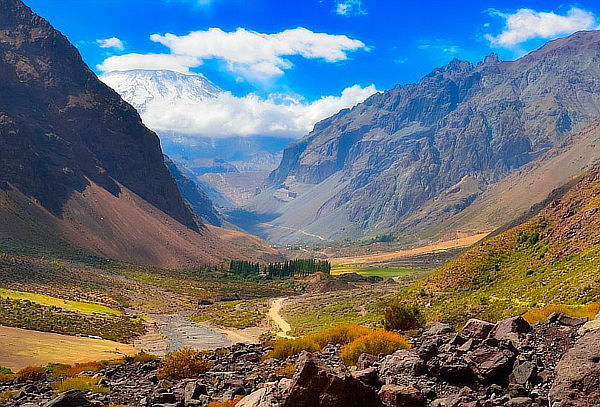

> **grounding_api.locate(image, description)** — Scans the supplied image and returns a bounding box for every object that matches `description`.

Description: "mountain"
[402,161,600,325]
[164,156,223,226]
[253,31,600,244]
[100,69,223,112]
[0,0,280,267]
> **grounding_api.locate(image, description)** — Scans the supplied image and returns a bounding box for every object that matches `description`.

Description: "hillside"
[402,163,600,324]
[250,31,600,244]
[0,0,280,267]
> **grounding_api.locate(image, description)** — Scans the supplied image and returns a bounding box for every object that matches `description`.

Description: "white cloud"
[485,7,598,48]
[139,84,378,138]
[335,0,367,16]
[98,54,200,74]
[417,42,460,54]
[97,27,367,81]
[97,37,125,51]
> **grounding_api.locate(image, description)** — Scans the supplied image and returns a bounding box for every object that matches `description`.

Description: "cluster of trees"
[229,259,331,278]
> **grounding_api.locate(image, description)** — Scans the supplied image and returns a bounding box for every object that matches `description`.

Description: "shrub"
[207,396,244,407]
[55,376,109,394]
[157,347,214,380]
[274,363,296,378]
[51,361,105,377]
[16,366,46,382]
[133,352,159,364]
[0,390,16,403]
[0,373,16,383]
[0,366,13,374]
[340,330,411,365]
[523,301,600,324]
[384,303,426,331]
[266,324,374,360]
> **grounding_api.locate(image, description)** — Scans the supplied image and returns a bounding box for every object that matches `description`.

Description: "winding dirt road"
[268,298,294,338]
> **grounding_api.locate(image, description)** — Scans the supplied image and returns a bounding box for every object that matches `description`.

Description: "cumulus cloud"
[97,27,367,80]
[140,84,378,138]
[97,37,125,51]
[335,0,367,16]
[485,7,598,48]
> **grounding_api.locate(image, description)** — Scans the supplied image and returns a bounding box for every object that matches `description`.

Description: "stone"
[351,368,380,387]
[357,353,379,370]
[379,349,426,384]
[549,330,600,407]
[44,390,94,407]
[506,397,533,407]
[461,319,495,340]
[489,317,531,341]
[153,393,177,404]
[465,346,513,382]
[548,313,588,327]
[184,381,207,403]
[510,360,536,385]
[378,384,426,407]
[425,323,453,336]
[280,352,385,407]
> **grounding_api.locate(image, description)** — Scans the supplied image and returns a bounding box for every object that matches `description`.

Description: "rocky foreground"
[2,313,599,407]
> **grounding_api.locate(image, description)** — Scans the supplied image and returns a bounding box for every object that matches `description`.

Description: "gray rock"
[44,390,94,407]
[489,317,531,341]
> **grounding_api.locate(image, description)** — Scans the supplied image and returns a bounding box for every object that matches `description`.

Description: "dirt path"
[268,298,294,338]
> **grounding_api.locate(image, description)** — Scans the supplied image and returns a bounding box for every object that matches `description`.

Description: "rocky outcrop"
[0,314,592,407]
[260,31,600,244]
[549,329,600,407]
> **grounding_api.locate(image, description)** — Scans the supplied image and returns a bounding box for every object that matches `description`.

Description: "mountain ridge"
[255,30,600,244]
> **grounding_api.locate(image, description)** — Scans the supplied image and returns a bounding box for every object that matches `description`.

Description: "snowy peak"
[100,69,223,112]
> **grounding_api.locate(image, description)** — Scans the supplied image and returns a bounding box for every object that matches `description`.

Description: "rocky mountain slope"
[0,0,280,267]
[254,31,600,244]
[164,156,223,226]
[402,162,600,325]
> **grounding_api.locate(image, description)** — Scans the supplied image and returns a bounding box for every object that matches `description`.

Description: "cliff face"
[0,0,198,231]
[265,31,600,242]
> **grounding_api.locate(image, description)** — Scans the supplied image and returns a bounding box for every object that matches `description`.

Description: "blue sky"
[25,0,600,138]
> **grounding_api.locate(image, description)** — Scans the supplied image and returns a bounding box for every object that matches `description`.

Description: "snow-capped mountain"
[100,69,223,112]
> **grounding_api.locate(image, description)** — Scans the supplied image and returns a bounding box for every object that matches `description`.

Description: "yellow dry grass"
[0,326,136,370]
[330,233,489,267]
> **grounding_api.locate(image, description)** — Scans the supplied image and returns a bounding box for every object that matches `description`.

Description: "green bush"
[383,303,425,331]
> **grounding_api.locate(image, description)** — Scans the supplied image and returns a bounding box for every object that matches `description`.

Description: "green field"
[0,288,121,316]
[331,266,422,278]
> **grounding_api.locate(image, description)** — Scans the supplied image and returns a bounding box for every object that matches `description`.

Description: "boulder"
[548,313,588,327]
[379,349,426,384]
[549,330,600,406]
[378,384,425,407]
[184,381,208,404]
[445,387,481,407]
[510,360,536,385]
[461,319,495,340]
[44,390,94,407]
[505,397,533,407]
[280,352,385,407]
[465,346,514,382]
[351,367,380,387]
[424,323,453,336]
[489,317,531,341]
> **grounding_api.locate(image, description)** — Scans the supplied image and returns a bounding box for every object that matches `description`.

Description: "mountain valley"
[0,0,600,406]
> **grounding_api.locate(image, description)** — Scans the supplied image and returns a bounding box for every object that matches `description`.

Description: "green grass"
[332,266,422,278]
[398,217,600,326]
[0,288,121,316]
[0,297,144,342]
[190,299,268,329]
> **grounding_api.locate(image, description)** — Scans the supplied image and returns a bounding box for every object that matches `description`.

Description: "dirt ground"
[0,326,136,370]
